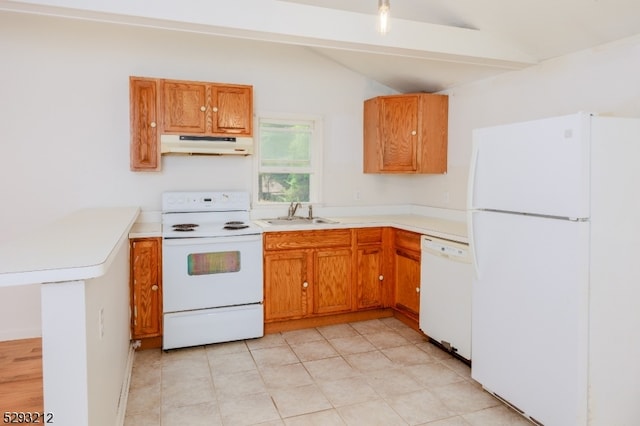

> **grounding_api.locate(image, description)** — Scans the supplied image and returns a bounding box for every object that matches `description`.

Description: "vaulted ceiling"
[2,0,640,92]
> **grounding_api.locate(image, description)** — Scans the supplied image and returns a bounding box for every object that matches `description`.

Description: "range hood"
[161,135,253,156]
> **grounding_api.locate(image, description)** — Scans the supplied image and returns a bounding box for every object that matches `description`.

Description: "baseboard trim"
[116,342,136,426]
[264,309,394,334]
[0,328,42,342]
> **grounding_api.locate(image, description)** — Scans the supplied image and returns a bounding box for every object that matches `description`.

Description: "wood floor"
[0,338,43,412]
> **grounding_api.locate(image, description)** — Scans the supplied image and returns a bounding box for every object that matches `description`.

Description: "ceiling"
[2,0,640,92]
[281,0,640,92]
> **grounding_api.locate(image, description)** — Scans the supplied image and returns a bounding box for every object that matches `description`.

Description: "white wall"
[0,11,400,338]
[0,11,403,236]
[410,34,640,210]
[41,237,130,425]
[2,9,640,339]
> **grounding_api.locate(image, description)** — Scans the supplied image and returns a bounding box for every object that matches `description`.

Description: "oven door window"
[187,251,241,275]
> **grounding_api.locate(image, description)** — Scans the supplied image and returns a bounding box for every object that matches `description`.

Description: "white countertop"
[129,222,161,238]
[128,211,468,243]
[0,207,140,287]
[254,214,468,243]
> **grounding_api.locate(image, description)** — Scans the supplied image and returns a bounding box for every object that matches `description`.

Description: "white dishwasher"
[419,235,473,363]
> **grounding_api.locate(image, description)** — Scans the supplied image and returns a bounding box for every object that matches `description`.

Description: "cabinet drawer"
[264,229,352,250]
[394,229,421,252]
[356,227,383,245]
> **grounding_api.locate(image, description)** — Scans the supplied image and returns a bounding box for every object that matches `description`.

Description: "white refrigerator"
[468,112,640,426]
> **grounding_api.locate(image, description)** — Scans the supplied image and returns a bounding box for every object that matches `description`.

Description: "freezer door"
[470,210,589,425]
[468,112,590,218]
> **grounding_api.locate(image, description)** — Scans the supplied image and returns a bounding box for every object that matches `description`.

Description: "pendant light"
[378,0,390,34]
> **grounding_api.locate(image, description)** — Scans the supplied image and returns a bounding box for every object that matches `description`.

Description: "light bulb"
[378,0,390,34]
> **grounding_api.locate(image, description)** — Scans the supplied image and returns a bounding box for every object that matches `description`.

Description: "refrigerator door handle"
[467,141,481,279]
[467,140,480,210]
[467,210,480,279]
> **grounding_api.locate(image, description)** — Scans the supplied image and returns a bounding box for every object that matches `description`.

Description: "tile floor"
[125,317,532,425]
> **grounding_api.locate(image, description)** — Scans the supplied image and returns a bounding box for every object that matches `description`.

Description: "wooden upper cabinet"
[364,93,448,174]
[161,81,208,134]
[161,79,253,137]
[379,95,419,172]
[213,85,253,135]
[130,77,160,171]
[129,76,253,171]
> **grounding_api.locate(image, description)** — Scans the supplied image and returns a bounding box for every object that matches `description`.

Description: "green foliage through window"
[258,118,317,203]
[259,173,309,202]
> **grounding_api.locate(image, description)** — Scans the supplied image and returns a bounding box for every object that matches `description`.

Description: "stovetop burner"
[224,223,249,230]
[171,223,200,232]
[173,223,200,229]
[162,191,261,238]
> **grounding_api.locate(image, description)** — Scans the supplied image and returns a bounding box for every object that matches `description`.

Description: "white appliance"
[162,191,264,350]
[419,235,473,362]
[468,112,640,425]
[161,134,253,156]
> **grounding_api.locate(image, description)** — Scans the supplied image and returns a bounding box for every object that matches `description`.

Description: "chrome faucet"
[287,202,301,219]
[307,204,313,219]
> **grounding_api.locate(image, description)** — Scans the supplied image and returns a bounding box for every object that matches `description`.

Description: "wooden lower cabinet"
[263,229,353,323]
[394,248,421,316]
[263,227,423,329]
[393,229,421,319]
[355,228,387,309]
[130,237,162,343]
[314,248,352,314]
[264,250,308,321]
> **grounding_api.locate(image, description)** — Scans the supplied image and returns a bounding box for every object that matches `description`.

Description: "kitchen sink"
[263,217,339,226]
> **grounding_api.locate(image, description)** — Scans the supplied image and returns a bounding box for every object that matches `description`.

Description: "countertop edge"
[130,214,468,243]
[255,214,468,243]
[0,207,140,288]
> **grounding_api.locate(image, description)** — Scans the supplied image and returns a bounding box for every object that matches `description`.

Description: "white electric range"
[161,191,264,350]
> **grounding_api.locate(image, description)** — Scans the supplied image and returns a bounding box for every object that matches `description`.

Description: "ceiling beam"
[0,0,537,69]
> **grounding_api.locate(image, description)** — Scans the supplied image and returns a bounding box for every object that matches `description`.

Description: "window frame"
[252,112,323,206]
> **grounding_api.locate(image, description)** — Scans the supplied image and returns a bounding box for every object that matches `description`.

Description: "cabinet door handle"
[302,281,309,289]
[151,285,158,291]
[416,287,420,293]
[411,130,417,136]
[378,275,384,281]
[150,121,156,128]
[212,106,219,113]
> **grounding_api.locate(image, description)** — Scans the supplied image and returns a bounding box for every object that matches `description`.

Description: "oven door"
[162,234,263,313]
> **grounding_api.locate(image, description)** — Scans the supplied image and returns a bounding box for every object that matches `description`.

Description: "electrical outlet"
[443,191,450,204]
[354,190,361,201]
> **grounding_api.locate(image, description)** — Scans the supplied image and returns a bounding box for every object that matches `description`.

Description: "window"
[255,114,322,204]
